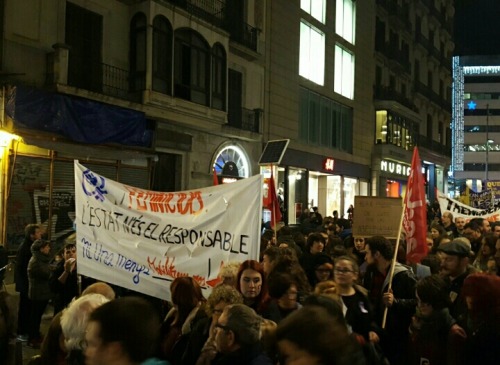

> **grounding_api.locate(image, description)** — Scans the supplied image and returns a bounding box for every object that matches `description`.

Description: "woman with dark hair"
[263,273,301,323]
[236,260,270,314]
[472,233,497,272]
[334,256,379,343]
[462,273,500,364]
[276,306,365,365]
[26,311,67,365]
[429,223,447,253]
[266,247,311,298]
[409,275,466,365]
[159,277,207,363]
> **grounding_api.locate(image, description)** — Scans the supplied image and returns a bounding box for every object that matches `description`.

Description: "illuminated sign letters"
[381,159,411,177]
[323,158,335,171]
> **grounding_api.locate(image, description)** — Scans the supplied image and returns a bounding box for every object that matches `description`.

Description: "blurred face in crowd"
[212,301,229,328]
[482,219,491,233]
[430,228,440,239]
[426,237,434,251]
[481,239,493,257]
[31,228,43,242]
[40,244,51,255]
[315,263,333,283]
[354,237,366,252]
[365,244,377,266]
[334,259,357,288]
[85,321,112,365]
[416,292,433,317]
[278,339,321,365]
[463,227,481,242]
[278,284,298,310]
[215,309,233,354]
[262,254,274,275]
[64,245,77,261]
[239,269,262,299]
[496,239,500,259]
[493,225,500,238]
[310,240,324,254]
[440,253,467,278]
[442,213,452,227]
[455,217,466,231]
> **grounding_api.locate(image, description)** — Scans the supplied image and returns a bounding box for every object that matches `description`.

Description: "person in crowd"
[276,226,302,257]
[408,275,466,365]
[462,273,500,364]
[85,296,169,365]
[470,217,491,234]
[26,308,66,365]
[313,280,337,295]
[50,242,78,315]
[27,239,52,348]
[0,291,15,363]
[347,204,354,222]
[310,207,323,228]
[472,232,497,272]
[335,219,353,249]
[263,273,301,324]
[307,253,334,289]
[181,285,243,365]
[159,277,207,363]
[14,223,42,341]
[462,221,483,257]
[299,232,326,284]
[491,221,500,237]
[441,211,458,238]
[236,260,269,314]
[261,246,281,276]
[61,293,110,365]
[217,262,241,287]
[334,256,379,343]
[437,238,476,328]
[81,281,116,300]
[276,305,365,365]
[454,216,466,237]
[363,236,416,365]
[213,304,272,365]
[430,223,447,253]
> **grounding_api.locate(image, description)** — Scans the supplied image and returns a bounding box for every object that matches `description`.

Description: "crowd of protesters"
[1,204,499,365]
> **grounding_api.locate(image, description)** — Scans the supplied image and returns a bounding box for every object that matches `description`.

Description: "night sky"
[454,0,500,56]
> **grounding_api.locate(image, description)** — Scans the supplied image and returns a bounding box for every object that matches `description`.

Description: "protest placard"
[437,190,500,221]
[352,196,403,238]
[74,161,263,300]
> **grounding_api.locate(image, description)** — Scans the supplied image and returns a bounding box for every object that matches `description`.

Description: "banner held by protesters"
[74,160,263,301]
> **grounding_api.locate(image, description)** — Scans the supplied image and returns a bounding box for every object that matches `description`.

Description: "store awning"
[5,84,152,147]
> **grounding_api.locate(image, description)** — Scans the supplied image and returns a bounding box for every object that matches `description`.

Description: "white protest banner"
[74,161,263,300]
[437,190,500,221]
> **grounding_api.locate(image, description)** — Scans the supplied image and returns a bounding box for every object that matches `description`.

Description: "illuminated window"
[300,21,325,85]
[334,45,354,99]
[300,0,326,23]
[336,0,356,44]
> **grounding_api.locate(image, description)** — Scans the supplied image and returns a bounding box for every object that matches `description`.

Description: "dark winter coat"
[213,343,273,365]
[15,237,34,294]
[27,248,52,301]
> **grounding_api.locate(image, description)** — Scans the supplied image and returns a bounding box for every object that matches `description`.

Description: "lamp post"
[486,104,492,183]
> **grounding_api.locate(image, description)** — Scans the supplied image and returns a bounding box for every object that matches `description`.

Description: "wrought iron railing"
[227,107,261,133]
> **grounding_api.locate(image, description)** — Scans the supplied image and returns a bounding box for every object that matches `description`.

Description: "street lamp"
[486,138,494,182]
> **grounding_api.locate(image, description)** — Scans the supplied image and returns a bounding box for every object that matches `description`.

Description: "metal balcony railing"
[227,107,261,133]
[167,0,225,27]
[374,85,416,111]
[417,134,451,156]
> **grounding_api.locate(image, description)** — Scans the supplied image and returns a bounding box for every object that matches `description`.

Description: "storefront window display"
[286,167,308,225]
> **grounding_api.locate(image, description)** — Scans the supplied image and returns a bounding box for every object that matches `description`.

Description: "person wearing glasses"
[213,304,273,365]
[334,255,380,344]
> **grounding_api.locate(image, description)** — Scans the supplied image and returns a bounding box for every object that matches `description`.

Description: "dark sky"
[454,0,500,55]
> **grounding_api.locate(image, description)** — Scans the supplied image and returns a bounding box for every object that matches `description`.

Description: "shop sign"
[380,159,411,177]
[323,158,335,171]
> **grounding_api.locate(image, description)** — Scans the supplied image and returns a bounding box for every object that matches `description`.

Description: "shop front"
[263,149,370,225]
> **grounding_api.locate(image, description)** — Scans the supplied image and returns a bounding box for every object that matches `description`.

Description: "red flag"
[213,168,219,186]
[269,170,282,229]
[404,147,428,264]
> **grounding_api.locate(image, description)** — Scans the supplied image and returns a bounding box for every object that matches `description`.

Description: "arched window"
[212,43,226,111]
[174,29,210,106]
[152,15,173,95]
[129,12,147,92]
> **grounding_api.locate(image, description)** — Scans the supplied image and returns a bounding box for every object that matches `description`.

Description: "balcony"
[417,134,451,156]
[166,0,259,52]
[415,33,431,52]
[227,107,261,133]
[374,85,416,112]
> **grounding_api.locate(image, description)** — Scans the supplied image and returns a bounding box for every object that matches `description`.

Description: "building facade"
[451,55,500,194]
[0,0,266,248]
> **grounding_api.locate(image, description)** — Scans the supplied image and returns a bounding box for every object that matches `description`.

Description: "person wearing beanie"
[27,239,52,348]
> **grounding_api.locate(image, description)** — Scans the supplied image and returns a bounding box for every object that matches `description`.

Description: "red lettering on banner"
[126,187,204,215]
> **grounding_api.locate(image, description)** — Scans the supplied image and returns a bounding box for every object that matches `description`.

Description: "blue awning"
[5,85,152,147]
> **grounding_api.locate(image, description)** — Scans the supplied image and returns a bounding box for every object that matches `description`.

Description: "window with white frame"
[300,0,326,23]
[334,45,355,99]
[300,21,325,86]
[336,0,356,44]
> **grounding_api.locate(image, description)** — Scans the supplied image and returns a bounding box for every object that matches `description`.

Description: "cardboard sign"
[352,196,403,238]
[74,161,263,301]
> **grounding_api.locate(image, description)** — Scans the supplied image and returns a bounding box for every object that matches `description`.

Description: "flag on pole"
[213,168,219,186]
[269,169,282,229]
[403,147,428,264]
